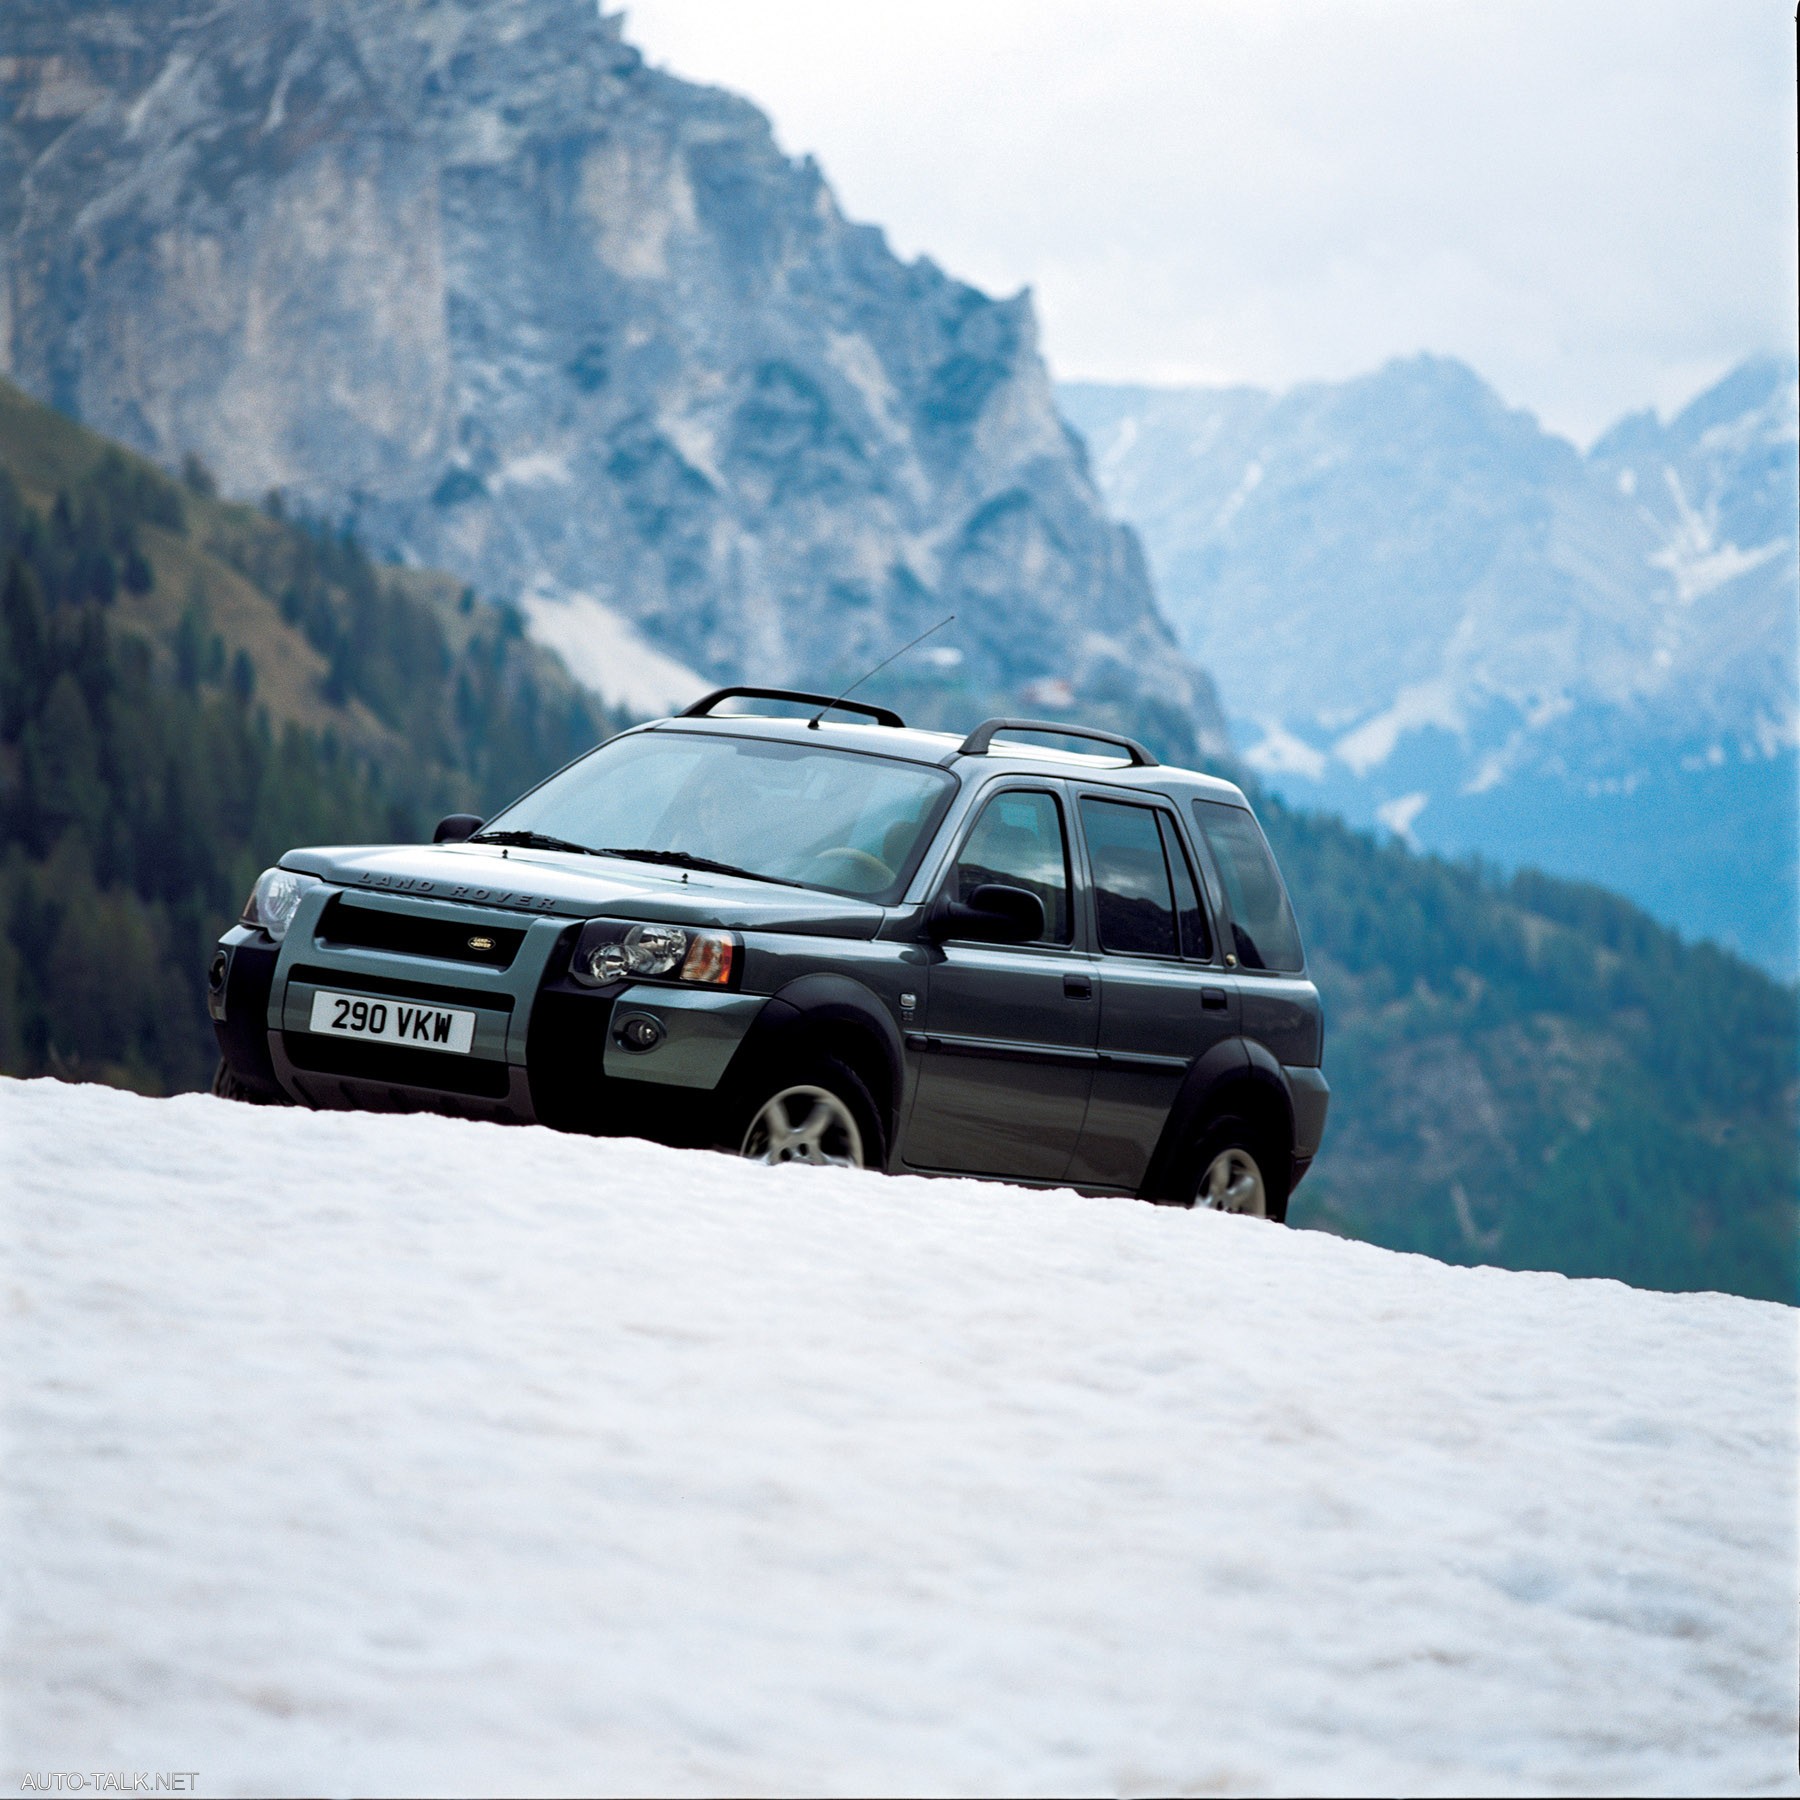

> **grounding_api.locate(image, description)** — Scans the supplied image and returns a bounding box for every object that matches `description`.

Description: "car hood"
[282,841,888,938]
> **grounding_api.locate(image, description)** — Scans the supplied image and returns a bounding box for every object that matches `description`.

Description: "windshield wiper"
[470,829,600,855]
[594,846,804,888]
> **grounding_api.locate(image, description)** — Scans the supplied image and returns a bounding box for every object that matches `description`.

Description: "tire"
[210,1057,290,1105]
[735,1054,885,1170]
[1175,1113,1289,1222]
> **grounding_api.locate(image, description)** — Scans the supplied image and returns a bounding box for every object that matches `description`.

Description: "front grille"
[318,897,525,969]
[282,1031,512,1099]
[288,963,512,1014]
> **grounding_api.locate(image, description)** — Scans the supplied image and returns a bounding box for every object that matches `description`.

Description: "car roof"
[632,712,1252,804]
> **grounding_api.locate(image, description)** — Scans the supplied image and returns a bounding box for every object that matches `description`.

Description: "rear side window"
[1159,813,1213,960]
[1191,800,1304,972]
[954,790,1071,943]
[1080,798,1178,956]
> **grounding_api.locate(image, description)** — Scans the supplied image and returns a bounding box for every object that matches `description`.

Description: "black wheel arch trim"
[717,973,905,1146]
[1139,1036,1298,1202]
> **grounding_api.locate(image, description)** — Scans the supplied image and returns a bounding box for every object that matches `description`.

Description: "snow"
[1374,790,1430,842]
[492,450,576,490]
[520,590,709,718]
[1332,676,1465,777]
[1241,718,1330,782]
[4,1076,1795,1798]
[1648,465,1789,605]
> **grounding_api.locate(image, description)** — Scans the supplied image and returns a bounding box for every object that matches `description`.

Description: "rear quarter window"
[1191,799,1305,973]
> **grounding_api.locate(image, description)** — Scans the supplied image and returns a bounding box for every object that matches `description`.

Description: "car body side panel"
[1070,962,1242,1190]
[901,938,1100,1180]
[1241,975,1324,1068]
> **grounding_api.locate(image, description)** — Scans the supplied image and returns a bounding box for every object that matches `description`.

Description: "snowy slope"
[3,1077,1794,1798]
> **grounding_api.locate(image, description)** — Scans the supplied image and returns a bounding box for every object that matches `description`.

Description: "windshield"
[483,729,956,901]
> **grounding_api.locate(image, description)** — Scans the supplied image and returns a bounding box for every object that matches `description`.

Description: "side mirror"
[928,882,1045,945]
[433,813,484,844]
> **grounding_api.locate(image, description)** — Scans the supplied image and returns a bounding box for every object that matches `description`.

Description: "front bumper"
[212,884,767,1132]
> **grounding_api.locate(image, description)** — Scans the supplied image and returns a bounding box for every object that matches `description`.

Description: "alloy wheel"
[1198,1146,1267,1216]
[741,1084,866,1168]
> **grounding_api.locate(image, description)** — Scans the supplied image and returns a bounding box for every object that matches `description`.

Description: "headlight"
[240,867,322,943]
[571,920,738,988]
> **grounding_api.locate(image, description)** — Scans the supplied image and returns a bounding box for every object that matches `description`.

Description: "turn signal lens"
[679,931,734,986]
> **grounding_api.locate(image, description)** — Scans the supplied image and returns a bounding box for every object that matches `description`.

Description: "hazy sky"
[623,0,1796,444]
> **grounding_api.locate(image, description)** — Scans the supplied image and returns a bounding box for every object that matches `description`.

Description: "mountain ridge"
[1059,353,1799,972]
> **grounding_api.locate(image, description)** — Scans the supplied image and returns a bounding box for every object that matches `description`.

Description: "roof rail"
[678,686,906,728]
[956,717,1158,766]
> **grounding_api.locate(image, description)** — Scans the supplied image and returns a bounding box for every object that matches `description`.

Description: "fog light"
[615,1012,665,1053]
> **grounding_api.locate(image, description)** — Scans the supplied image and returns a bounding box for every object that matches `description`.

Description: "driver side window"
[952,789,1071,944]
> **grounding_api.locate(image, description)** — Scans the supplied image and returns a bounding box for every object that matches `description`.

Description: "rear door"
[1188,796,1321,1072]
[902,783,1099,1181]
[1066,792,1241,1190]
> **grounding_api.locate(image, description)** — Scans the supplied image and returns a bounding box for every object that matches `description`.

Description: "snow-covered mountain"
[1060,357,1800,974]
[8,1077,1795,1795]
[0,0,1224,757]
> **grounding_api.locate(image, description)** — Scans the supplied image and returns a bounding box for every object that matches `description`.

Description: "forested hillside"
[1265,795,1796,1302]
[0,379,625,1093]
[0,382,1791,1301]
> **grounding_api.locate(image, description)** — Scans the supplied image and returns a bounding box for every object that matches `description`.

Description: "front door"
[902,786,1098,1180]
[1067,795,1240,1190]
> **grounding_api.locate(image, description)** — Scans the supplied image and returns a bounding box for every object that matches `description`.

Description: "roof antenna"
[808,614,955,729]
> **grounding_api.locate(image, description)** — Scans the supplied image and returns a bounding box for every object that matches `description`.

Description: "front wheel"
[210,1057,291,1106]
[736,1056,883,1170]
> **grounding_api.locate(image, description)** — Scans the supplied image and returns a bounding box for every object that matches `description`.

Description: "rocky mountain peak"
[0,0,1224,753]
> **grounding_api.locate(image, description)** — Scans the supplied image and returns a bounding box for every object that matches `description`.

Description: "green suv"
[209,692,1328,1217]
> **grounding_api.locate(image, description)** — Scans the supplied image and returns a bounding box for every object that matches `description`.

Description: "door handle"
[1202,986,1227,1010]
[1063,973,1093,999]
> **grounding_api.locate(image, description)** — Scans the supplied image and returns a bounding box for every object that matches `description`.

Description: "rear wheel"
[736,1055,884,1170]
[1180,1114,1288,1222]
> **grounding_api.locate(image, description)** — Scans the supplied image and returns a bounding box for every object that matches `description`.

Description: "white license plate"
[307,990,476,1055]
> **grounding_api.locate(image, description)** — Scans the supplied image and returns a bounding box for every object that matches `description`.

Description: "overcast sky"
[622,0,1796,445]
